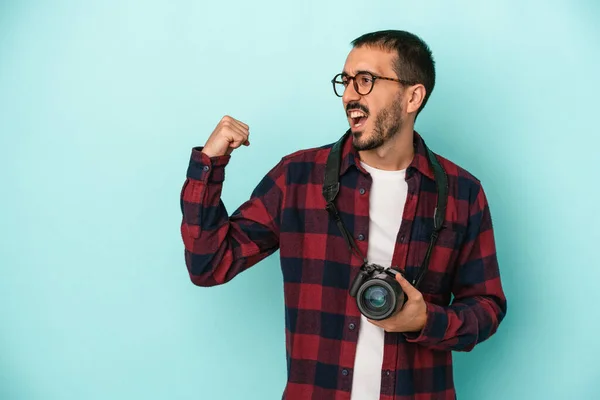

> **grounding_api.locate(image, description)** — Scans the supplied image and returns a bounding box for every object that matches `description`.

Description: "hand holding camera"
[350,263,428,333]
[369,272,428,333]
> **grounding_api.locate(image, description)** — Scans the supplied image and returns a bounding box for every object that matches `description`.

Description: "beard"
[351,96,403,151]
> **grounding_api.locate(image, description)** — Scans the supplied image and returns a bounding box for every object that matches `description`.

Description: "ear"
[406,84,426,115]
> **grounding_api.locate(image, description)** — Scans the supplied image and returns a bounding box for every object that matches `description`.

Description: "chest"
[278,168,467,301]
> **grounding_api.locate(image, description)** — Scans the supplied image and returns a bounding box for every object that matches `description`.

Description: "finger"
[224,125,249,147]
[233,132,250,147]
[395,273,421,299]
[222,115,249,131]
[224,132,247,156]
[227,125,250,146]
[222,116,249,142]
[220,116,249,136]
[237,129,250,146]
[231,118,250,132]
[229,133,249,149]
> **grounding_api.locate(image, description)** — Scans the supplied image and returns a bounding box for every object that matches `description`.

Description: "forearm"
[404,183,507,351]
[181,179,255,287]
[404,291,507,351]
[180,148,284,286]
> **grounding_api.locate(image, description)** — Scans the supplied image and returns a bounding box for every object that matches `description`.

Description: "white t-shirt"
[350,161,408,400]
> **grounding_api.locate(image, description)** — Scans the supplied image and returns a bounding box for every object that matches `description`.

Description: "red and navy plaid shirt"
[180,130,507,400]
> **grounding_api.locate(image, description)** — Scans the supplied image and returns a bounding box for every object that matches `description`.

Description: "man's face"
[341,46,406,151]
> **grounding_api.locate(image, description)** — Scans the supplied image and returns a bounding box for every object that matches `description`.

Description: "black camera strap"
[322,131,448,289]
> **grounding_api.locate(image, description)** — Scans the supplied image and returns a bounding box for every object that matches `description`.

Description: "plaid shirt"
[180,130,507,400]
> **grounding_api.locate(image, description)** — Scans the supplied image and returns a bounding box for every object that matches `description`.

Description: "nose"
[342,80,361,105]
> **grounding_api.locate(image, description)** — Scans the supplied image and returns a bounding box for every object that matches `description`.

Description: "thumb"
[395,272,421,298]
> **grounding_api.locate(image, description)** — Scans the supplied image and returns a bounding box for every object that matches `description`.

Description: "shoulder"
[433,152,485,207]
[279,140,335,165]
[259,139,337,187]
[270,139,337,178]
[434,152,481,184]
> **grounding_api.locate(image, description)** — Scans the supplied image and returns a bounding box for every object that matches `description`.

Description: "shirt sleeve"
[180,147,286,286]
[403,182,508,351]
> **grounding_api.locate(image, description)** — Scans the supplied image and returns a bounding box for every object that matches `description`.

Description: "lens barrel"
[355,271,404,320]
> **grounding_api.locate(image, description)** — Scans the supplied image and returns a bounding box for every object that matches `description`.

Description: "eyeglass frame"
[331,70,416,97]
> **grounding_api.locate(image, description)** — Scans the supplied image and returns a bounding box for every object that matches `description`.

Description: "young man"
[180,30,507,400]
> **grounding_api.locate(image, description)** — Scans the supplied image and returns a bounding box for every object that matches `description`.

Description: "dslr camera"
[349,263,405,321]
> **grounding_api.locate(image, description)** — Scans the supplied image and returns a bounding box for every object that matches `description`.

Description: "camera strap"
[322,131,448,288]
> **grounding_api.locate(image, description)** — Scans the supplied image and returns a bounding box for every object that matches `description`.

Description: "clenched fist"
[201,115,250,158]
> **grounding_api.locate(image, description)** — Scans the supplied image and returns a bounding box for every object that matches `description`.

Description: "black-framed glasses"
[331,71,414,97]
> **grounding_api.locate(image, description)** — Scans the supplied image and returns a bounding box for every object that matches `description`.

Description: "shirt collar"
[338,129,435,181]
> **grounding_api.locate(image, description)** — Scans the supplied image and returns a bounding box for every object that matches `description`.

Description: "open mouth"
[348,110,368,129]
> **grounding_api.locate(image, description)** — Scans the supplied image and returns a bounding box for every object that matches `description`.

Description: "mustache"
[346,102,369,115]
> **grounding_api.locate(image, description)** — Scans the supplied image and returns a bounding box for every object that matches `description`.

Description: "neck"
[358,126,415,171]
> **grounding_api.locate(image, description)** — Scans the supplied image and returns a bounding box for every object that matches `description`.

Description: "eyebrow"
[342,69,379,76]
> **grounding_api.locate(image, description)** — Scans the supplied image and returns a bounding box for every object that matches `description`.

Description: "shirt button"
[342,369,349,376]
[386,370,391,376]
[203,165,210,171]
[359,188,366,195]
[358,234,365,241]
[400,235,405,242]
[348,323,356,330]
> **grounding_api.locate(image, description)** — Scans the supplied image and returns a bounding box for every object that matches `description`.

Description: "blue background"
[1,1,599,399]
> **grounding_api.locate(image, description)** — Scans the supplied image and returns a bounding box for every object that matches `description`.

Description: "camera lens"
[364,286,388,310]
[355,273,404,320]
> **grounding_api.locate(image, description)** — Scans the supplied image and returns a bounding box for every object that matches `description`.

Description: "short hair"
[351,30,436,117]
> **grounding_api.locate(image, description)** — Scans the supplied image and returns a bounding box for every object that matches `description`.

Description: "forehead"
[342,46,397,76]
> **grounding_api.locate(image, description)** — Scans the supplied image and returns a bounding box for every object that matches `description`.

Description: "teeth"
[349,111,367,118]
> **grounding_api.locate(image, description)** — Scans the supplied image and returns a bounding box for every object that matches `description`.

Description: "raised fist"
[201,115,250,157]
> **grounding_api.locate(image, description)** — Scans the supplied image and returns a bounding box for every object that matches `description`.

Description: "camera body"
[349,263,406,321]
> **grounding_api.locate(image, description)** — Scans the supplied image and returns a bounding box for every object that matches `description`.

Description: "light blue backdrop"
[1,1,599,399]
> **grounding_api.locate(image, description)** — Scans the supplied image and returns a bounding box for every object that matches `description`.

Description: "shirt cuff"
[403,301,449,344]
[186,147,231,183]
